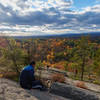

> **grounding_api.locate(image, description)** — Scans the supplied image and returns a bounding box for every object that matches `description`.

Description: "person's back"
[20,65,35,89]
[20,61,47,91]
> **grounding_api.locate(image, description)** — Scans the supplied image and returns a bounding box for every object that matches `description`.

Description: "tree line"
[0,36,100,82]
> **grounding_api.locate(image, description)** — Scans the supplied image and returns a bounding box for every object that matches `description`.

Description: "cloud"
[0,0,100,36]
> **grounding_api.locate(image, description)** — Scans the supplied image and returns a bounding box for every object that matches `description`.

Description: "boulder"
[36,67,68,77]
[50,82,99,100]
[0,78,69,100]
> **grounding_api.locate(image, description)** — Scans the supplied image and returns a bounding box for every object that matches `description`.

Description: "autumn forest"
[0,36,100,84]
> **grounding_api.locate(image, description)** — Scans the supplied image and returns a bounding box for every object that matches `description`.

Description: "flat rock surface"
[65,77,100,93]
[35,68,100,93]
[50,82,100,100]
[0,78,69,100]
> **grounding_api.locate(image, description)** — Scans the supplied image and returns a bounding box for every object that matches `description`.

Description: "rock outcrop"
[35,68,100,93]
[0,78,69,100]
[50,82,100,100]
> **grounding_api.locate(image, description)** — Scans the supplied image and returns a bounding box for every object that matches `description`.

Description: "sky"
[0,0,100,36]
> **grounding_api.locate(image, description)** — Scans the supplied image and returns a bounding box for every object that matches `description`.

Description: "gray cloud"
[0,0,100,36]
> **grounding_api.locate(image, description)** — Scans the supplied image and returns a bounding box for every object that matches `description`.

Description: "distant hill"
[0,32,100,39]
[11,32,100,39]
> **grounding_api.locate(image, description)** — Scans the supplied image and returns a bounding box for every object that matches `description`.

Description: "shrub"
[93,80,100,85]
[75,81,88,89]
[0,74,3,78]
[51,73,65,83]
[1,72,19,81]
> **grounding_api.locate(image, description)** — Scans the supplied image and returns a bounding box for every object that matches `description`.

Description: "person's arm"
[28,69,35,82]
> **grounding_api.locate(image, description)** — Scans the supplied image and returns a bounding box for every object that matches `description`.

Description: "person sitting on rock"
[47,65,50,71]
[19,61,46,90]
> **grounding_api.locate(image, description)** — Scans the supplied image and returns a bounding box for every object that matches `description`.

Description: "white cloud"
[92,24,97,27]
[7,12,12,16]
[79,4,100,14]
[0,0,73,15]
[0,0,100,36]
[0,0,21,10]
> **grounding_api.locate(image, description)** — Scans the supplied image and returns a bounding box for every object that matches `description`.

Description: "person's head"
[30,61,36,67]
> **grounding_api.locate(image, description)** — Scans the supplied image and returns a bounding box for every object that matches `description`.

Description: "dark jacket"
[20,65,35,89]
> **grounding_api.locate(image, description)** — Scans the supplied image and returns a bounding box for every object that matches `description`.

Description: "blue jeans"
[32,80,43,89]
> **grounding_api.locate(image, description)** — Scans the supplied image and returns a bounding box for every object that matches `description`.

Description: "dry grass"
[0,72,18,82]
[2,72,17,78]
[75,81,88,89]
[51,73,65,83]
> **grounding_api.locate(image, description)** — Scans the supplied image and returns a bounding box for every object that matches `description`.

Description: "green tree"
[70,36,90,80]
[1,38,26,74]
